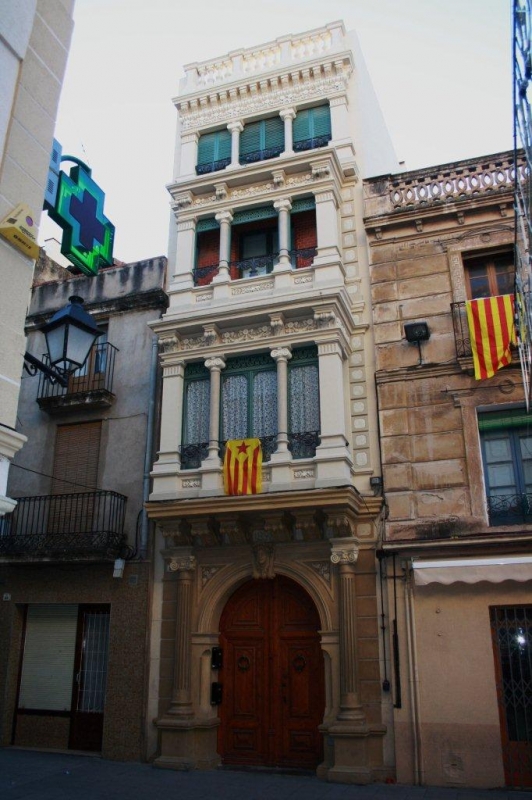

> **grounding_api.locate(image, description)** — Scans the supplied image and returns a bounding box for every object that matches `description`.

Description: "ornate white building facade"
[146,22,398,782]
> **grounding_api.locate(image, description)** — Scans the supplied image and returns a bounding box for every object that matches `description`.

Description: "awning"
[412,555,532,586]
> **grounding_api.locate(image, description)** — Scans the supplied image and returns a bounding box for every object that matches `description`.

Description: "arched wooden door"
[218,576,325,769]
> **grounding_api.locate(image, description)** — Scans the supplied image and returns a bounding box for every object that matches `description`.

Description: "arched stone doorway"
[218,575,325,769]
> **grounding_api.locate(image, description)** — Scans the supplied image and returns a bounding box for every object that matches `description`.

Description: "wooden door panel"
[219,577,324,769]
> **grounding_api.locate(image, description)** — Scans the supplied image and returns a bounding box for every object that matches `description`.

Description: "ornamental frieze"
[179,72,350,131]
[190,172,313,209]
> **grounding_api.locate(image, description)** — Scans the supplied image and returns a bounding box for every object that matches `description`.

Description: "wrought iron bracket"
[23,351,68,387]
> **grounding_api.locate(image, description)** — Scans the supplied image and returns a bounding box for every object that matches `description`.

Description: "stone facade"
[365,151,532,789]
[0,255,168,760]
[146,22,398,782]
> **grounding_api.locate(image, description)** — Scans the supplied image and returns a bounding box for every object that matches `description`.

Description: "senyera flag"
[466,294,516,380]
[223,438,262,495]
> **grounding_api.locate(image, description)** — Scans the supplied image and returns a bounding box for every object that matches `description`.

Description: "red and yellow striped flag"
[466,294,516,380]
[223,439,262,495]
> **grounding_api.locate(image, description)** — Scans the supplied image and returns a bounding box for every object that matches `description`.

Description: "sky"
[40,0,514,264]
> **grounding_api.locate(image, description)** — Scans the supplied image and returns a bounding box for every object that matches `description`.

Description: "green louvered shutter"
[197,130,231,174]
[240,118,283,163]
[240,121,261,161]
[264,116,284,154]
[294,105,331,150]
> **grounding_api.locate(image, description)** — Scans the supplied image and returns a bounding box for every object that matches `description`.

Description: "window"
[196,129,231,175]
[465,251,514,299]
[479,410,532,525]
[181,347,320,470]
[293,105,331,152]
[181,362,210,469]
[239,116,284,165]
[222,353,278,460]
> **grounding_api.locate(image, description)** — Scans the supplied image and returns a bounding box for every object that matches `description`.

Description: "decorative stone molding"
[327,512,356,539]
[294,510,322,541]
[159,335,180,354]
[161,520,192,546]
[168,553,197,572]
[279,107,296,122]
[173,192,193,210]
[285,318,317,334]
[214,182,228,201]
[269,312,285,334]
[271,169,286,188]
[202,325,220,346]
[221,325,271,343]
[176,218,196,232]
[273,197,292,213]
[252,542,275,579]
[187,172,313,209]
[263,513,292,542]
[312,161,331,180]
[310,560,331,583]
[182,334,206,350]
[219,515,248,545]
[330,540,359,565]
[201,565,222,587]
[196,291,213,303]
[227,120,244,134]
[294,274,313,285]
[190,518,221,547]
[231,281,274,296]
[294,468,314,479]
[271,346,292,363]
[182,478,201,489]
[313,308,337,328]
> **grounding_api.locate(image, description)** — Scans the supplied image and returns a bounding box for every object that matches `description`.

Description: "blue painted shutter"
[197,130,231,167]
[293,105,331,145]
[240,121,261,158]
[264,116,284,153]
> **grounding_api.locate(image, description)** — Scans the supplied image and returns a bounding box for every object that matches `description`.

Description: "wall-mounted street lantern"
[23,296,103,387]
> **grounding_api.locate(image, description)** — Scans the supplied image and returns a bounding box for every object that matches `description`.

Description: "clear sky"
[40,0,514,264]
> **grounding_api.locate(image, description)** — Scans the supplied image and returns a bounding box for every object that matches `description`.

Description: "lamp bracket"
[23,352,68,387]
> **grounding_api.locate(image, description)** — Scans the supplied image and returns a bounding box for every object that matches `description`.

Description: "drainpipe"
[140,333,158,559]
[404,562,424,785]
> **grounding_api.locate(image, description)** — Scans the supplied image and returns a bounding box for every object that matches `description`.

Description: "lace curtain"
[222,374,248,439]
[184,379,210,444]
[222,370,277,440]
[289,364,319,433]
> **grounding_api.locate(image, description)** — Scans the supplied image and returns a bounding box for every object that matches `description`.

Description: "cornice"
[174,54,353,133]
[146,485,382,522]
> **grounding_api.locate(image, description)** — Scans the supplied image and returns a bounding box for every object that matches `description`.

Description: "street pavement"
[1,748,529,800]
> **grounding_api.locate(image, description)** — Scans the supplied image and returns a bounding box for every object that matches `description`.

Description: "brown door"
[490,606,532,788]
[69,605,110,752]
[218,576,324,769]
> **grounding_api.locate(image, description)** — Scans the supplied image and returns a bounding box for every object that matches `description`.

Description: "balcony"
[0,491,127,562]
[192,247,317,287]
[196,157,231,176]
[180,432,319,470]
[451,301,472,358]
[239,145,284,165]
[293,134,331,152]
[487,493,532,526]
[37,341,118,413]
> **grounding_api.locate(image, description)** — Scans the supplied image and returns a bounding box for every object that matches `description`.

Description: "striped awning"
[412,555,532,585]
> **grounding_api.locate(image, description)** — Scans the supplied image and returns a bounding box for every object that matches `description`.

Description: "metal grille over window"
[490,605,532,788]
[77,611,110,713]
[288,358,320,458]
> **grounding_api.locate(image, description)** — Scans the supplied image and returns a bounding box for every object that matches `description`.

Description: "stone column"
[167,550,197,717]
[204,356,225,463]
[172,218,197,286]
[227,120,243,167]
[213,210,233,282]
[152,361,184,491]
[273,198,292,270]
[330,537,365,722]
[179,131,199,176]
[270,347,292,458]
[280,108,296,156]
[315,340,353,486]
[313,189,341,266]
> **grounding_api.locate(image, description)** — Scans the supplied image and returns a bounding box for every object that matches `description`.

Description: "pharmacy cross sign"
[44,145,115,277]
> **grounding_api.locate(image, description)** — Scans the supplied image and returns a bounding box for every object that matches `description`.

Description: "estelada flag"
[466,294,516,380]
[223,438,262,495]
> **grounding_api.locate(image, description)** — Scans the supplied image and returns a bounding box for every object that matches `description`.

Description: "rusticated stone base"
[154,716,220,771]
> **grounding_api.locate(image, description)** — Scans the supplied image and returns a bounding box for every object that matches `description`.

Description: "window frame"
[464,249,514,300]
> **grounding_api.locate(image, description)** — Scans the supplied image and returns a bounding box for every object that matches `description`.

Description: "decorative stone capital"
[227,120,244,134]
[279,107,296,121]
[329,94,348,108]
[328,511,357,538]
[252,542,275,579]
[162,363,185,379]
[168,553,197,573]
[159,334,181,355]
[270,346,292,363]
[215,209,234,224]
[173,191,193,210]
[317,340,343,359]
[312,161,331,180]
[205,356,226,372]
[274,198,292,213]
[330,539,359,565]
[176,218,197,232]
[181,132,199,145]
[313,307,337,328]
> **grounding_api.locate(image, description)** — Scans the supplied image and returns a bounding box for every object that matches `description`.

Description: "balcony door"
[69,329,108,393]
[218,576,325,769]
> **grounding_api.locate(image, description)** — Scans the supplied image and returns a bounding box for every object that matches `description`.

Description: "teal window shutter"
[197,130,231,174]
[293,105,331,151]
[240,117,284,164]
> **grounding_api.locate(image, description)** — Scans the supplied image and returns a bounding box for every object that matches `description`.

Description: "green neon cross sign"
[45,153,115,277]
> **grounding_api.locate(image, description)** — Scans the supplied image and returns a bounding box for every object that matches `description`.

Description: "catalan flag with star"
[223,439,262,495]
[466,294,516,380]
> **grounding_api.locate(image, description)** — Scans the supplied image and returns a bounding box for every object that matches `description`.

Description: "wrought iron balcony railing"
[193,248,317,286]
[293,134,331,152]
[239,145,284,165]
[0,491,127,560]
[37,341,118,406]
[180,432,319,471]
[450,301,472,358]
[195,157,231,176]
[288,430,320,459]
[487,492,532,526]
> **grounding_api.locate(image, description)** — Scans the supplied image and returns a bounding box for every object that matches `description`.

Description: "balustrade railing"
[179,431,319,470]
[288,430,320,459]
[230,254,276,278]
[195,157,231,176]
[239,145,284,165]
[193,248,316,286]
[389,154,526,211]
[293,134,331,152]
[0,491,126,559]
[180,442,209,470]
